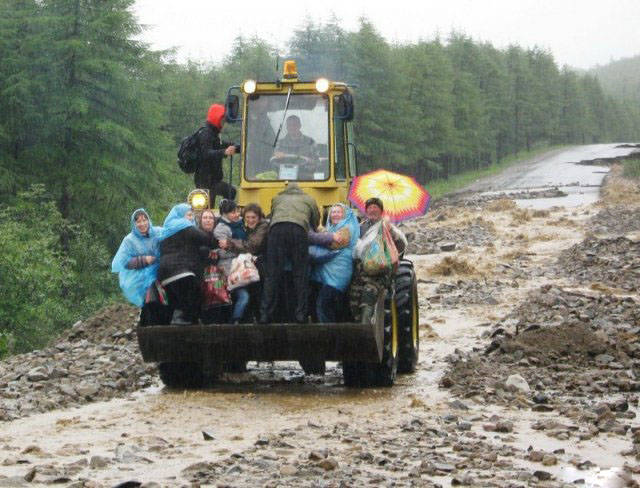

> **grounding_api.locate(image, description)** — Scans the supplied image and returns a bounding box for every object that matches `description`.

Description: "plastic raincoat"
[158,203,194,241]
[312,204,359,292]
[111,209,161,307]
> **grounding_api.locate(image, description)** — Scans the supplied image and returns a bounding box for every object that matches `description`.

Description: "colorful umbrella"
[348,169,430,223]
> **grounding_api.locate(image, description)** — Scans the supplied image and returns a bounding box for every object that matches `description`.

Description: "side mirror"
[336,92,354,121]
[225,88,242,123]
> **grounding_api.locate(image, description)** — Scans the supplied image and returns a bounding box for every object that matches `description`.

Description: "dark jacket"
[158,226,214,282]
[228,219,269,256]
[269,183,320,233]
[194,123,235,185]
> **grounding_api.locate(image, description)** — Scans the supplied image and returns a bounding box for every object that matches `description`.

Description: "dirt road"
[1,145,639,487]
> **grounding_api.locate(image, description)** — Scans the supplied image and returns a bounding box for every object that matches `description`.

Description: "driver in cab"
[272,115,317,165]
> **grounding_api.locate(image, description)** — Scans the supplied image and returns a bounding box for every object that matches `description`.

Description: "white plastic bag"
[354,221,382,260]
[227,253,260,291]
[354,221,398,275]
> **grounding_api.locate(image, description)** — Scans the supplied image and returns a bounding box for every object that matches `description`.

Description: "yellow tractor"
[226,59,357,215]
[137,61,419,388]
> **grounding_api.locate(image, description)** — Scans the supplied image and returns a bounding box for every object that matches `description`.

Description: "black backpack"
[177,127,205,173]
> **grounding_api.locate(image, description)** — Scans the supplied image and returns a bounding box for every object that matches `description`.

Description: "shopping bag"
[145,280,169,305]
[201,265,231,308]
[359,221,398,275]
[382,221,399,272]
[227,253,261,291]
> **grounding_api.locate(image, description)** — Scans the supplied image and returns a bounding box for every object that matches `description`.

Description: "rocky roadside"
[0,305,155,422]
[1,162,639,487]
[441,165,640,487]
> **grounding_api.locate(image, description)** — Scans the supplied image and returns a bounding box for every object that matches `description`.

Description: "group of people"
[111,184,406,327]
[112,103,407,325]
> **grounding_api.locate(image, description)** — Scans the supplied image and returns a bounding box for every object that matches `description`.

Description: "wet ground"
[460,144,640,210]
[1,144,639,487]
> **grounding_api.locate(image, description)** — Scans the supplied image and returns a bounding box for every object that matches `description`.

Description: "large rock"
[505,374,530,393]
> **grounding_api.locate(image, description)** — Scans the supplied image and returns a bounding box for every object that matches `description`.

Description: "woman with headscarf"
[214,199,250,324]
[157,203,214,325]
[311,203,360,323]
[111,208,161,307]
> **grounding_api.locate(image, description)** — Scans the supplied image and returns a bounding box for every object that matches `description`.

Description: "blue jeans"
[232,287,250,322]
[316,284,345,323]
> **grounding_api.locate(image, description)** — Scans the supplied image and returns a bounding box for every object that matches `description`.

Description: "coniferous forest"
[1,0,639,356]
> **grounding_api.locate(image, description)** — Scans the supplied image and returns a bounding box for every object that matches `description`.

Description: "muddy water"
[468,143,639,210]
[2,148,638,486]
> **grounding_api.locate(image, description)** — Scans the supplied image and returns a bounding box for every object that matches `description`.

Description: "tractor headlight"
[188,189,209,211]
[315,78,329,93]
[243,79,256,94]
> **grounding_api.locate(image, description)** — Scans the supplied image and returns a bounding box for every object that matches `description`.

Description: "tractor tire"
[224,361,248,373]
[395,260,419,374]
[343,291,398,388]
[158,362,204,389]
[299,358,326,376]
[342,361,364,387]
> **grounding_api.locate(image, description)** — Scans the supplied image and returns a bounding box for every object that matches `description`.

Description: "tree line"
[0,1,639,355]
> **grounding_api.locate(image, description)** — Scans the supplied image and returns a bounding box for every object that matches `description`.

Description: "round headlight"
[315,78,329,93]
[243,79,256,94]
[188,189,209,210]
[191,193,207,210]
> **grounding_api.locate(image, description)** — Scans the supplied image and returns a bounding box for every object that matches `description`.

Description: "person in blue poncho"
[112,209,162,308]
[157,203,215,325]
[311,203,360,323]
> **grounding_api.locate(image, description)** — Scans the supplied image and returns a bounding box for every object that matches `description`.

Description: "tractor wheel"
[366,294,399,386]
[158,362,204,389]
[342,361,364,387]
[224,361,248,373]
[344,291,398,388]
[299,358,326,376]
[395,260,420,374]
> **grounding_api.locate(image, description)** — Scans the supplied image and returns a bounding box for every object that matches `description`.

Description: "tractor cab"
[225,60,357,214]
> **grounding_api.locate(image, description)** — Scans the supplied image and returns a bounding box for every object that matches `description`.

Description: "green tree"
[398,40,454,180]
[343,19,406,171]
[0,185,114,356]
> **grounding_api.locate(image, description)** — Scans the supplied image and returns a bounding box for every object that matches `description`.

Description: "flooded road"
[464,143,639,209]
[1,144,639,487]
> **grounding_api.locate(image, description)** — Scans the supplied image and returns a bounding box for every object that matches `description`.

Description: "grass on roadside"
[623,156,640,179]
[426,144,567,200]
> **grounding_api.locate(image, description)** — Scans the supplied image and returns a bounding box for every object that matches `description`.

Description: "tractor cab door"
[333,91,357,181]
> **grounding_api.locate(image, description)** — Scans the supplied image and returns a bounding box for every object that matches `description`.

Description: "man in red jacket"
[194,104,240,206]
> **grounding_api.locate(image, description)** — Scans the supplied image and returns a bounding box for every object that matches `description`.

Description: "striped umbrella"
[348,169,430,223]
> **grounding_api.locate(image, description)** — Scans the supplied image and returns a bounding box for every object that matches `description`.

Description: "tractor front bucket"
[137,320,383,365]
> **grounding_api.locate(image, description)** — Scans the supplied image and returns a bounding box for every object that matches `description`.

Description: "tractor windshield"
[245,93,329,181]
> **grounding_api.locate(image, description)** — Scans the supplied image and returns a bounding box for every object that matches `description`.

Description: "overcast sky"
[132,0,640,70]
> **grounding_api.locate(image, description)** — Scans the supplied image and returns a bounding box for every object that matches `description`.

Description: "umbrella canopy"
[348,169,430,223]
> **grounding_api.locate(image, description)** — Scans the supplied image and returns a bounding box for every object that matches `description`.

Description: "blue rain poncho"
[312,204,360,292]
[158,203,194,241]
[111,209,161,307]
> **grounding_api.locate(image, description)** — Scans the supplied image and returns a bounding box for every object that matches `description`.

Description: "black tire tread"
[158,362,204,389]
[396,261,419,374]
[344,290,398,388]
